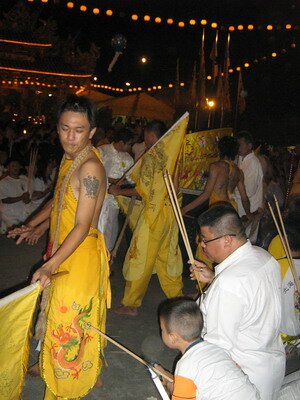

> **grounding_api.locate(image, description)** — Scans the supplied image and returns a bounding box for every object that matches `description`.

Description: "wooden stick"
[90,326,173,383]
[164,173,193,262]
[110,196,137,263]
[272,196,300,293]
[51,271,69,280]
[268,202,300,293]
[164,171,203,294]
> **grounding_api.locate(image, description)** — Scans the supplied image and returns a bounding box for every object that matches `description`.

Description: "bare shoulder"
[210,161,221,170]
[79,154,105,179]
[211,160,227,172]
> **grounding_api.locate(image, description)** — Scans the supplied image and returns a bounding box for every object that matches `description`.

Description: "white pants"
[98,196,120,251]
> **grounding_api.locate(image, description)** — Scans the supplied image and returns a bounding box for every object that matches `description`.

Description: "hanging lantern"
[108,34,127,72]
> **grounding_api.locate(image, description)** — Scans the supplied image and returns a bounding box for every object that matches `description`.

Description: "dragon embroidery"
[50,298,94,379]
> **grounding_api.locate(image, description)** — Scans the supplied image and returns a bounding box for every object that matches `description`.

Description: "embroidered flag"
[0,283,41,399]
[179,128,233,191]
[129,113,189,225]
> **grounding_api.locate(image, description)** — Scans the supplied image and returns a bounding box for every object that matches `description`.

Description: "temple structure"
[0,1,99,124]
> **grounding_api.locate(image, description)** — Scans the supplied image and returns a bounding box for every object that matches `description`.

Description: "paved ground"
[1,225,299,399]
[0,231,194,400]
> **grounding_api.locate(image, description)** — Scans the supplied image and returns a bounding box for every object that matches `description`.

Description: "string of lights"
[0,40,295,94]
[26,0,299,32]
[90,41,297,93]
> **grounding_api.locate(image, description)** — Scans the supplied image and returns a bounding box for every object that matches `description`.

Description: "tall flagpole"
[195,28,205,131]
[210,30,219,85]
[220,32,231,128]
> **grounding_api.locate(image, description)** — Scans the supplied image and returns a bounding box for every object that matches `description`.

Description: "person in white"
[192,204,285,400]
[30,160,55,212]
[0,159,30,233]
[234,131,263,242]
[157,297,260,400]
[97,129,134,251]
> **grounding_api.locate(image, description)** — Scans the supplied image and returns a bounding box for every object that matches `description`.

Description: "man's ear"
[89,127,97,139]
[224,234,234,247]
[169,332,178,344]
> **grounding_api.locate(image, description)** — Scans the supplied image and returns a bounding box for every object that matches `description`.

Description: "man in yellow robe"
[8,95,110,399]
[109,116,188,316]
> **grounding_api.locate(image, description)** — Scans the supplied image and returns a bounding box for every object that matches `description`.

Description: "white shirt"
[98,143,134,182]
[234,152,263,215]
[0,175,28,226]
[97,143,134,235]
[174,340,260,400]
[200,241,285,400]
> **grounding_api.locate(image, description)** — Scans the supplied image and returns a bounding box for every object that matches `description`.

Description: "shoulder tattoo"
[83,175,100,199]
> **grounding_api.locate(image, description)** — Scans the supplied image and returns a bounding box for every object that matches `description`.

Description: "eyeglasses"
[199,234,236,245]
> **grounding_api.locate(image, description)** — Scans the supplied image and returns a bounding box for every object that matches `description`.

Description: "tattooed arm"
[32,158,105,286]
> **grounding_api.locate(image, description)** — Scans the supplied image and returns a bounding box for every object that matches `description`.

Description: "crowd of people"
[3,94,300,400]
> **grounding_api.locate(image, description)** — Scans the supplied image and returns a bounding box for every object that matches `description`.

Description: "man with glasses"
[192,204,285,400]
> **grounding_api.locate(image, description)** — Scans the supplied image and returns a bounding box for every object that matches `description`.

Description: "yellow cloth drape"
[0,283,41,400]
[130,113,189,225]
[42,149,111,399]
[179,128,233,191]
[116,195,143,232]
[121,113,189,307]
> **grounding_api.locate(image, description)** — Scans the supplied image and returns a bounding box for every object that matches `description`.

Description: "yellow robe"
[41,152,111,399]
[121,114,189,308]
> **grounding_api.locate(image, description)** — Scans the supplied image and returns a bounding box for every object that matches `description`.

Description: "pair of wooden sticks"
[163,171,203,295]
[90,326,174,383]
[268,195,300,293]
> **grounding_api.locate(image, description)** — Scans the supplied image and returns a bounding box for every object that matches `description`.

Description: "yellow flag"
[116,195,143,231]
[129,112,189,225]
[0,283,41,399]
[179,127,233,190]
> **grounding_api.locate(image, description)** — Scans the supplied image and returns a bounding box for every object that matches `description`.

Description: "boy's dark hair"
[57,95,97,129]
[113,128,134,144]
[236,131,253,145]
[158,297,203,342]
[218,136,238,160]
[198,203,246,240]
[145,120,166,139]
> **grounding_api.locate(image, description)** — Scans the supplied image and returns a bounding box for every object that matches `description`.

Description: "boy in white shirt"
[157,297,260,400]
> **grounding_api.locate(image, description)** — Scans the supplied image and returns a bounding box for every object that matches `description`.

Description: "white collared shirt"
[174,340,260,400]
[200,241,285,400]
[98,143,134,181]
[234,152,263,215]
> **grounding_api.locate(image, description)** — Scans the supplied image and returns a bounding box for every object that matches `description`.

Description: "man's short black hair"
[145,120,166,139]
[198,204,246,240]
[57,95,97,129]
[236,131,254,145]
[218,136,238,160]
[158,297,203,342]
[113,128,134,144]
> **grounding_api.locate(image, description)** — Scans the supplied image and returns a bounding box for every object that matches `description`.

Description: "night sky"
[1,0,299,145]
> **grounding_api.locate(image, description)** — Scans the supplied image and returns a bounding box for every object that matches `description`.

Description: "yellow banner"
[179,127,233,191]
[129,112,189,225]
[0,283,41,399]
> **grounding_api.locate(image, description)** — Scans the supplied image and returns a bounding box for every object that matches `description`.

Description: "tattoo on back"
[83,175,100,199]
